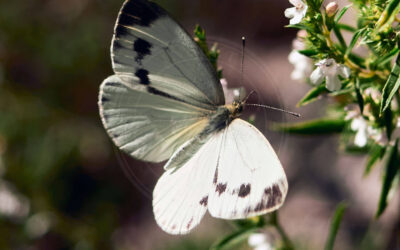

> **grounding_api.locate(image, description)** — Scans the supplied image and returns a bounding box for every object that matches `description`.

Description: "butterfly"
[98,0,288,234]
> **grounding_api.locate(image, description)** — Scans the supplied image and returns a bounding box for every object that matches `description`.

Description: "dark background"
[0,0,397,249]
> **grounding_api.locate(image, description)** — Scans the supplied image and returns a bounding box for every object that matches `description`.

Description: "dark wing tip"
[117,0,166,28]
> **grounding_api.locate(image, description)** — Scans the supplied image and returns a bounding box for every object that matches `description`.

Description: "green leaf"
[345,30,363,56]
[297,84,327,107]
[333,25,347,49]
[305,0,323,12]
[376,47,399,66]
[324,202,347,250]
[376,139,399,218]
[193,25,221,73]
[285,23,313,32]
[210,227,258,250]
[194,25,208,54]
[334,5,352,23]
[336,23,356,32]
[271,118,346,135]
[384,108,393,139]
[376,0,400,32]
[354,78,364,114]
[364,144,386,177]
[297,49,319,57]
[380,53,400,114]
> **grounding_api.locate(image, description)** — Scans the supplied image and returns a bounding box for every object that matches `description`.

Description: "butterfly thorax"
[203,101,243,134]
[226,101,244,119]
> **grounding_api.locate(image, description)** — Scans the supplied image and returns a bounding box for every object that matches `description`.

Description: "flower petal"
[284,7,296,19]
[290,11,304,24]
[288,50,300,64]
[301,4,308,16]
[338,65,350,78]
[291,69,304,80]
[325,75,341,91]
[310,67,324,85]
[354,129,368,147]
[289,0,302,6]
[248,233,267,247]
[351,117,364,131]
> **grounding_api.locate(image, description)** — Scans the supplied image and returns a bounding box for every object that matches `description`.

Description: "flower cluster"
[283,0,400,218]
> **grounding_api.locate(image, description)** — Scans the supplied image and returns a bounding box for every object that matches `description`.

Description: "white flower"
[346,106,383,147]
[221,78,242,104]
[248,233,273,250]
[285,0,308,25]
[310,58,350,91]
[288,33,313,81]
[350,116,369,147]
[288,50,313,80]
[350,117,382,147]
[25,213,53,239]
[0,181,30,219]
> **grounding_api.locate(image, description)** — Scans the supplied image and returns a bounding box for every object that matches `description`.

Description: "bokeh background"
[0,0,398,249]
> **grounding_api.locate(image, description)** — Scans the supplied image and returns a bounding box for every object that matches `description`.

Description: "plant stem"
[270,211,295,250]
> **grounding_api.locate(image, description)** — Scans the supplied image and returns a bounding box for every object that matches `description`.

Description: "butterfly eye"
[237,104,243,113]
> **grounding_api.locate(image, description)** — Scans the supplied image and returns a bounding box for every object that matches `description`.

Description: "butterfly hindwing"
[112,0,225,109]
[99,75,211,162]
[208,119,288,219]
[152,130,224,234]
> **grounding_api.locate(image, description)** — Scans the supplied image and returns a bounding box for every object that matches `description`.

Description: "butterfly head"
[227,100,244,119]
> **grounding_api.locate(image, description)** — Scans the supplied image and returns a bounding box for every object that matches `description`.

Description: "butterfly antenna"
[240,36,245,90]
[243,90,256,103]
[244,103,301,117]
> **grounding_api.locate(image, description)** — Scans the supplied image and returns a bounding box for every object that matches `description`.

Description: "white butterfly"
[98,0,288,234]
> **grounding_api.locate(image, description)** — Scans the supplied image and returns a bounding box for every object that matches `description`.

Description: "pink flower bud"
[326,2,338,17]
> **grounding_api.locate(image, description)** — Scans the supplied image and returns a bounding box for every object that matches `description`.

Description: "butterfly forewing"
[208,119,288,219]
[111,0,225,109]
[99,75,210,162]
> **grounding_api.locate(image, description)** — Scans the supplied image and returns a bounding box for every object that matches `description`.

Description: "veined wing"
[111,0,225,109]
[99,75,212,162]
[208,119,288,219]
[152,129,224,234]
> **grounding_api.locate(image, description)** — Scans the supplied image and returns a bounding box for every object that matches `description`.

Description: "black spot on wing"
[238,183,251,198]
[120,0,166,27]
[264,187,272,196]
[114,25,129,37]
[266,184,282,208]
[134,38,152,63]
[135,68,150,85]
[146,86,187,104]
[105,80,119,87]
[243,183,284,214]
[199,196,208,206]
[254,201,265,212]
[213,168,218,184]
[215,183,227,196]
[101,96,109,103]
[272,184,283,204]
[186,217,194,229]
